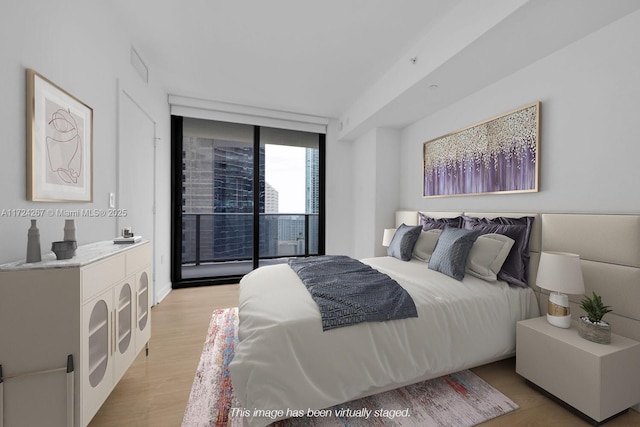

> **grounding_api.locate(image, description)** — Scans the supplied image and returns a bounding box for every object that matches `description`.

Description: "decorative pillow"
[387,224,422,261]
[428,226,480,280]
[412,229,442,262]
[465,233,515,282]
[462,215,535,287]
[418,213,463,231]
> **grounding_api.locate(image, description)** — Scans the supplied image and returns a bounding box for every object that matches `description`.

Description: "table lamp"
[536,251,585,328]
[382,229,396,247]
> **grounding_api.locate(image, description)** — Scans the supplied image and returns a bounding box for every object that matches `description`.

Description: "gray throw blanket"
[288,255,418,331]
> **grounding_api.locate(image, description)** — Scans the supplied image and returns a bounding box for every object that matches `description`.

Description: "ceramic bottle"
[64,219,76,241]
[26,219,41,263]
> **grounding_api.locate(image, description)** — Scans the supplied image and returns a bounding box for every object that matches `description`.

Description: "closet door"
[118,87,156,302]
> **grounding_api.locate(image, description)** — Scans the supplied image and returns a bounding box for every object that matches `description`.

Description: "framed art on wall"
[423,102,539,198]
[26,68,93,202]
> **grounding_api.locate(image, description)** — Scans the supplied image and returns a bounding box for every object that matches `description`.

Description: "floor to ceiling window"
[171,116,325,286]
[259,126,322,264]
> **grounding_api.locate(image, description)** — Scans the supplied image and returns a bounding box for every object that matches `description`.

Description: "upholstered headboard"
[395,211,640,341]
[541,214,640,340]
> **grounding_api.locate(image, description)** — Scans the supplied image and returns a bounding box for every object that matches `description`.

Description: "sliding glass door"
[171,117,324,286]
[179,119,257,281]
[259,127,321,265]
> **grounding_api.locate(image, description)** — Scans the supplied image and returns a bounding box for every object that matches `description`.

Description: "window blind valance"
[169,95,328,134]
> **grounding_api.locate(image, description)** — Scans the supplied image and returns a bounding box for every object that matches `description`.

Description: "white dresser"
[0,240,152,426]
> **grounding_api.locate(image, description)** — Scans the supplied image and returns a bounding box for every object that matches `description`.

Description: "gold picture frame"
[423,102,539,198]
[26,68,93,202]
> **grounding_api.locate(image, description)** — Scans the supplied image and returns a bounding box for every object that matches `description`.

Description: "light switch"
[109,193,115,208]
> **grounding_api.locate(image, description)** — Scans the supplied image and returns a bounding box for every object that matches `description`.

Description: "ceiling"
[109,0,640,135]
[110,0,461,117]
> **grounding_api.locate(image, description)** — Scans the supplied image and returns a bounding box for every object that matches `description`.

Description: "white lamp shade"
[382,228,396,247]
[536,251,585,295]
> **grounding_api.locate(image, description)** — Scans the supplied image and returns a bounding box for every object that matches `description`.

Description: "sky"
[264,144,306,213]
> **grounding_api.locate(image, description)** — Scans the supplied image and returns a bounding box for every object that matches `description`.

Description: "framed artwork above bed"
[423,102,539,198]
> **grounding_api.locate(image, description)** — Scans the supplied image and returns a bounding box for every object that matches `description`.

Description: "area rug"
[183,307,518,427]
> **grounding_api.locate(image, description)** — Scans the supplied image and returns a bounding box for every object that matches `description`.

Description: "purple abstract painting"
[423,103,539,198]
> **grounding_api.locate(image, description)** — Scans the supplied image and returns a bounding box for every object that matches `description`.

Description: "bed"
[229,211,543,427]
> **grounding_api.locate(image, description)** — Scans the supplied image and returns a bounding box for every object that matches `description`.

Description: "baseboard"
[154,281,172,305]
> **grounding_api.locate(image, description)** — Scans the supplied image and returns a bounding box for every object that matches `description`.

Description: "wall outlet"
[109,193,115,208]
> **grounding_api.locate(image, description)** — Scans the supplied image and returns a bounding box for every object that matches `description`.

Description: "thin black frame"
[170,116,326,287]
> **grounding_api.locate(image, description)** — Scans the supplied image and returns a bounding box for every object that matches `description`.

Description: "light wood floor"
[90,285,640,426]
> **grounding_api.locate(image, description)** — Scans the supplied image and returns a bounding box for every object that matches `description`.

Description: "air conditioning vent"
[130,47,148,83]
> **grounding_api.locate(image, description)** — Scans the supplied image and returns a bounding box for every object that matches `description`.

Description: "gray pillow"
[462,215,534,287]
[418,213,463,231]
[387,224,422,261]
[428,226,480,280]
[465,233,515,281]
[412,229,442,262]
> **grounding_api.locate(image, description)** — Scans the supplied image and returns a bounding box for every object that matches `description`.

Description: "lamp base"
[547,292,571,328]
[547,313,571,328]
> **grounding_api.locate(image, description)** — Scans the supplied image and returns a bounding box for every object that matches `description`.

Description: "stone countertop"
[0,239,149,271]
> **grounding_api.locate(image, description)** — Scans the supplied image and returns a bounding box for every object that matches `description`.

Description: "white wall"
[348,127,400,259]
[324,120,355,256]
[398,9,640,215]
[374,128,401,255]
[352,130,378,258]
[0,0,171,299]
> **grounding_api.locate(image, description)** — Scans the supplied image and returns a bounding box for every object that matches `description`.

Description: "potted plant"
[578,292,612,344]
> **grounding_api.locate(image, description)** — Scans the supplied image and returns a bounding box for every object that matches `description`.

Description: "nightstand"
[516,316,640,425]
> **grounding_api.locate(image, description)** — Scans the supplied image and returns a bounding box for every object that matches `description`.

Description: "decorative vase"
[26,219,42,263]
[63,219,76,241]
[63,219,77,256]
[51,240,78,260]
[578,316,611,344]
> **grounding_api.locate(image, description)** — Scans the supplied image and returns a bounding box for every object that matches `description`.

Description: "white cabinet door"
[113,277,137,383]
[135,268,152,354]
[82,291,114,426]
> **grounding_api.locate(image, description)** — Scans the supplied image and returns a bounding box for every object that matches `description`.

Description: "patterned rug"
[183,308,518,427]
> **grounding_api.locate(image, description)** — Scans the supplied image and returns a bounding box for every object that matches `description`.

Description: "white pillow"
[412,229,442,262]
[465,233,515,281]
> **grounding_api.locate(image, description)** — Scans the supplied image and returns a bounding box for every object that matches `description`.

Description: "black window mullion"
[252,126,261,269]
[318,133,326,255]
[170,115,183,284]
[304,215,309,255]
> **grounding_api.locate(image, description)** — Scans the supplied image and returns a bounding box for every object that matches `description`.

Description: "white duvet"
[229,256,539,427]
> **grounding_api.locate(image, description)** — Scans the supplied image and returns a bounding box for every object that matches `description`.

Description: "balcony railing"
[182,212,319,266]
